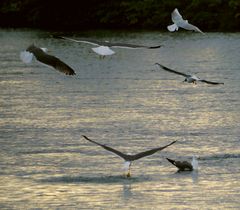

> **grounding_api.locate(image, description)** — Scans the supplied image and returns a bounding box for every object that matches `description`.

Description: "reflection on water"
[0,29,240,209]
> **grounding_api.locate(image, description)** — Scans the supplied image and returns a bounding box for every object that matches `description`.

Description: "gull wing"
[179,22,205,34]
[155,63,189,77]
[131,140,176,161]
[26,45,76,75]
[199,79,224,85]
[58,36,162,49]
[110,42,162,49]
[172,8,183,23]
[82,135,129,160]
[58,36,101,46]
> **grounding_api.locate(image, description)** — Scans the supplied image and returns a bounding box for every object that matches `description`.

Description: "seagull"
[20,44,76,75]
[155,63,224,85]
[167,8,204,34]
[57,36,162,58]
[166,156,198,172]
[82,135,176,177]
[166,158,193,171]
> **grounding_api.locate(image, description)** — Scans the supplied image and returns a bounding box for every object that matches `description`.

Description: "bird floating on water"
[166,156,198,172]
[20,44,76,75]
[167,8,204,34]
[57,36,162,58]
[82,135,176,177]
[155,63,224,85]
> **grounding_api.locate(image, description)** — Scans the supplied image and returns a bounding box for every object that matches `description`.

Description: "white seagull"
[155,63,224,85]
[58,36,162,58]
[167,8,204,34]
[82,135,176,177]
[20,44,76,75]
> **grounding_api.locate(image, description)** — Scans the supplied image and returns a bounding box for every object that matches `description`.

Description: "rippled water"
[0,29,239,209]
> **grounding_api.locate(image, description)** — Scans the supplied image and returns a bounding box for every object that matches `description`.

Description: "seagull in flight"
[166,156,198,172]
[167,8,204,34]
[57,36,162,58]
[155,63,224,85]
[20,44,76,75]
[82,135,176,177]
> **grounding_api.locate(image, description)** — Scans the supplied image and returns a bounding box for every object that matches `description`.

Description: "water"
[0,29,239,209]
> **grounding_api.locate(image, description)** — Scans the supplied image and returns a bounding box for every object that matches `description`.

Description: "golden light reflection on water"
[1,30,240,209]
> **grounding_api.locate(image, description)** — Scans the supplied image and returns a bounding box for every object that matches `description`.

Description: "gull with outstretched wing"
[57,36,162,58]
[155,63,224,85]
[20,44,76,75]
[82,135,176,177]
[167,8,204,34]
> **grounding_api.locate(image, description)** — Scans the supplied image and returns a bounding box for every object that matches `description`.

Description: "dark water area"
[0,29,239,209]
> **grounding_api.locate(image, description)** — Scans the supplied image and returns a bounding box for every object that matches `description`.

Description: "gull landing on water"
[167,8,204,34]
[166,156,199,172]
[155,63,224,85]
[20,44,76,75]
[82,135,176,177]
[58,36,162,58]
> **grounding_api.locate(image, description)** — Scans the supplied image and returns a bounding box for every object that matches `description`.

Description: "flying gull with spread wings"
[167,8,204,34]
[82,135,176,177]
[155,63,224,85]
[58,36,162,58]
[20,44,76,75]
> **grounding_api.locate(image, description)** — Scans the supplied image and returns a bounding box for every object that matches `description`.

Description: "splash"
[191,155,198,170]
[20,51,33,64]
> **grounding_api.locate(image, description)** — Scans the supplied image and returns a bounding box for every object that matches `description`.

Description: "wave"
[200,153,240,160]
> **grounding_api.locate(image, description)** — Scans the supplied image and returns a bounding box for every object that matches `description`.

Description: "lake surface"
[0,29,239,209]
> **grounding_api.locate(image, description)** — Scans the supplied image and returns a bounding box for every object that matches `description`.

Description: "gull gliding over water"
[58,36,162,58]
[155,63,224,85]
[82,135,176,177]
[167,8,204,34]
[20,44,76,75]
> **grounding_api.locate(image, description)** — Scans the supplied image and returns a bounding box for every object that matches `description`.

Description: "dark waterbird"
[82,135,176,177]
[20,44,76,75]
[155,63,224,85]
[166,158,193,171]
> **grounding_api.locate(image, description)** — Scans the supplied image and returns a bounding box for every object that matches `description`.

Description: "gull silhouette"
[57,36,162,58]
[167,8,204,34]
[155,63,224,85]
[20,44,76,75]
[166,156,199,172]
[82,135,176,177]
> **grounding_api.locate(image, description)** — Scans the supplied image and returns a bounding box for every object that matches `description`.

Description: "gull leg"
[126,162,132,178]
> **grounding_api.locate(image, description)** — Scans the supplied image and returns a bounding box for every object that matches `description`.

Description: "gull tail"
[20,51,34,64]
[166,158,176,166]
[167,24,178,32]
